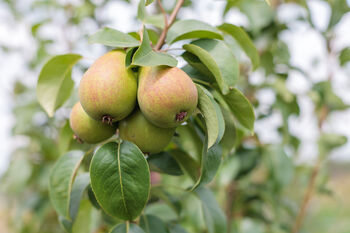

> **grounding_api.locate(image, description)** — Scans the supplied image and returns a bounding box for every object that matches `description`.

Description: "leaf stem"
[139,23,145,41]
[154,0,185,51]
[126,221,130,232]
[192,78,212,87]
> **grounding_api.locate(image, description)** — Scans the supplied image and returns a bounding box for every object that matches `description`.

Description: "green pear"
[138,66,198,128]
[70,102,116,144]
[79,50,137,123]
[119,110,175,154]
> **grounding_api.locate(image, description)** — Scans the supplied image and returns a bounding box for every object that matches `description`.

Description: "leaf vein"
[117,141,131,219]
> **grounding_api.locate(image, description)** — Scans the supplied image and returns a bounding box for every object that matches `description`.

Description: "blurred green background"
[1,0,350,232]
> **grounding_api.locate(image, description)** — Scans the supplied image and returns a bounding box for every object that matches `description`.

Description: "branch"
[225,181,236,233]
[157,0,168,28]
[291,159,322,233]
[154,0,185,51]
[292,102,326,233]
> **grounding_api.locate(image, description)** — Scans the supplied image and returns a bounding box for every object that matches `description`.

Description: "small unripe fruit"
[119,110,175,154]
[79,50,137,123]
[138,66,198,128]
[70,102,116,144]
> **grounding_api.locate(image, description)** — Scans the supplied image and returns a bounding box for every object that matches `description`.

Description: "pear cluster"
[70,50,198,154]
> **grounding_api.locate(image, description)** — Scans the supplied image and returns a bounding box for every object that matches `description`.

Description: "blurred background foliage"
[0,0,350,232]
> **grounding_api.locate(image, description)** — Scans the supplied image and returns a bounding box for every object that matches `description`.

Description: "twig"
[154,0,185,51]
[157,0,168,28]
[292,97,328,233]
[226,182,236,233]
[291,159,322,233]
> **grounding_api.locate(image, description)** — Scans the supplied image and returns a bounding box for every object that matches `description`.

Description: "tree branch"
[157,0,168,27]
[291,159,322,233]
[154,0,185,51]
[292,98,328,233]
[226,181,236,233]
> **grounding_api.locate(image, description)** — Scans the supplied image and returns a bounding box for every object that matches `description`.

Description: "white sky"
[1,0,350,175]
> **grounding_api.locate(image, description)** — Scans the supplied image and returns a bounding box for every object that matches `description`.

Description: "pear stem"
[73,134,84,144]
[154,0,185,51]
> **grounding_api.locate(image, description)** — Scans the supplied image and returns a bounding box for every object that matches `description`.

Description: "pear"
[119,110,175,154]
[79,50,137,123]
[138,66,198,128]
[70,102,116,144]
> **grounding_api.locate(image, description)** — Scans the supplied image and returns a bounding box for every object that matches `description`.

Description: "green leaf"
[31,19,50,36]
[145,0,154,6]
[58,173,91,233]
[170,149,199,181]
[168,224,189,233]
[145,202,178,221]
[71,200,99,233]
[235,148,261,179]
[58,120,74,155]
[265,146,294,189]
[128,32,141,41]
[2,151,32,194]
[318,133,347,157]
[110,223,145,233]
[218,105,236,156]
[192,137,222,190]
[132,27,177,67]
[174,125,202,162]
[49,151,84,219]
[312,81,348,111]
[137,0,147,21]
[182,64,212,83]
[129,29,160,49]
[145,14,165,29]
[125,47,138,68]
[183,39,239,94]
[196,85,225,148]
[150,187,182,215]
[194,186,227,233]
[148,29,160,46]
[218,23,259,70]
[88,27,140,48]
[328,0,350,29]
[69,173,90,221]
[148,151,183,176]
[140,214,168,233]
[166,19,223,44]
[339,47,350,66]
[216,87,255,132]
[87,185,101,210]
[218,156,240,186]
[138,0,164,29]
[59,216,73,233]
[225,0,274,33]
[90,141,150,220]
[37,54,82,117]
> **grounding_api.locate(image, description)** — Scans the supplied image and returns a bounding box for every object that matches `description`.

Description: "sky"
[0,0,350,175]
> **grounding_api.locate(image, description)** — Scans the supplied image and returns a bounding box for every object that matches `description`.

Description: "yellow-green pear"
[70,102,116,144]
[138,66,198,128]
[79,50,137,123]
[119,110,175,154]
